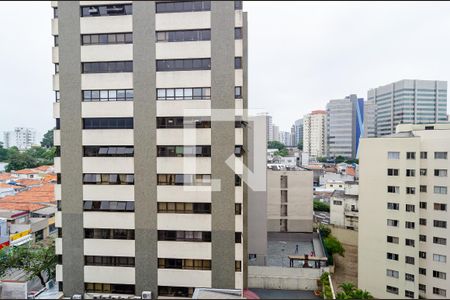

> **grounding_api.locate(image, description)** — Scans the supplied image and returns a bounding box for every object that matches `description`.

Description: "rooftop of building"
[0,183,55,212]
[192,288,245,299]
[331,190,358,199]
[0,173,11,181]
[267,165,309,171]
[0,209,28,219]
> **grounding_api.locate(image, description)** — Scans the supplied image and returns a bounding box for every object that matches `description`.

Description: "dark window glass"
[235,57,242,69]
[82,89,133,102]
[83,174,134,185]
[84,228,135,240]
[82,61,133,73]
[83,118,133,129]
[156,58,210,71]
[81,4,132,17]
[156,1,211,13]
[235,28,243,39]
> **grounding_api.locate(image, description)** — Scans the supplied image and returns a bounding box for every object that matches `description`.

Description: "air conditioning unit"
[141,291,152,300]
[72,294,83,300]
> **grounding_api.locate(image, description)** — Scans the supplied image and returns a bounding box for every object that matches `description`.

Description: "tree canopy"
[267,141,286,150]
[41,129,54,148]
[3,146,55,172]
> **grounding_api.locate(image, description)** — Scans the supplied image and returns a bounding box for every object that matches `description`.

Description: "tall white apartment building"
[272,125,280,143]
[3,127,37,150]
[279,131,291,146]
[359,124,450,299]
[368,79,448,137]
[303,110,326,159]
[52,1,247,298]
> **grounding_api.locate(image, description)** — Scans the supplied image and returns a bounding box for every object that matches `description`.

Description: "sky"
[1,1,450,140]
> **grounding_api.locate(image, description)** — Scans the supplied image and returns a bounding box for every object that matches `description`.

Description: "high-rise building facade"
[3,127,37,150]
[359,124,450,299]
[279,131,291,146]
[53,1,247,298]
[272,125,279,144]
[326,94,364,159]
[303,110,326,159]
[293,118,303,148]
[368,79,448,137]
[363,99,376,138]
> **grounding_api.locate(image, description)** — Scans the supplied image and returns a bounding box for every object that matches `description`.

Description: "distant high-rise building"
[326,94,364,158]
[279,131,291,146]
[359,123,450,299]
[54,1,247,297]
[293,118,303,148]
[303,111,326,158]
[272,125,280,143]
[258,113,274,142]
[368,79,448,137]
[3,127,37,150]
[363,99,376,138]
[290,125,296,147]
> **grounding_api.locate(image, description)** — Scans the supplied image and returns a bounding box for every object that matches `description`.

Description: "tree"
[314,200,330,212]
[317,157,328,163]
[324,235,345,257]
[274,148,289,157]
[41,129,54,148]
[0,240,56,287]
[297,141,303,151]
[340,283,356,295]
[335,156,346,164]
[5,151,38,172]
[336,282,373,300]
[318,224,331,238]
[0,142,8,162]
[268,141,286,151]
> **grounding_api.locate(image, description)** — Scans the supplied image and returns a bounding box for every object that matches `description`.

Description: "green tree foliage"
[0,142,9,162]
[41,129,54,148]
[324,235,345,257]
[314,200,330,212]
[267,141,286,150]
[337,282,373,299]
[4,146,55,172]
[318,224,331,238]
[297,141,303,151]
[0,240,56,287]
[274,148,288,157]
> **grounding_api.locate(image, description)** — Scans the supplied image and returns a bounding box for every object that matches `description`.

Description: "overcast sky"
[2,1,450,140]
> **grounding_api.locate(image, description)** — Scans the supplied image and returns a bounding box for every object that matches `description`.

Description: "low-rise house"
[0,183,15,198]
[330,183,359,230]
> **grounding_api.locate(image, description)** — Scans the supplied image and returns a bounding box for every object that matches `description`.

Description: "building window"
[157,146,211,157]
[81,4,132,17]
[83,201,134,212]
[405,290,414,299]
[406,204,415,212]
[83,174,134,185]
[235,57,242,69]
[419,251,426,258]
[85,256,135,267]
[158,258,211,270]
[157,87,211,100]
[82,33,132,45]
[85,283,135,295]
[157,117,211,129]
[387,219,399,227]
[405,221,415,229]
[405,273,415,282]
[387,202,399,210]
[155,1,211,13]
[235,86,242,99]
[406,169,415,177]
[406,187,415,195]
[83,89,134,102]
[386,286,399,295]
[419,268,426,275]
[434,220,447,228]
[419,218,426,226]
[157,174,211,186]
[386,269,399,278]
[54,35,59,47]
[433,237,447,245]
[333,200,342,205]
[387,168,399,176]
[387,186,400,194]
[158,286,195,298]
[405,256,415,265]
[386,252,399,261]
[55,91,60,102]
[420,185,427,193]
[235,203,242,215]
[433,254,447,263]
[157,202,211,214]
[419,284,426,293]
[434,169,448,177]
[82,61,133,73]
[157,230,211,242]
[280,176,288,188]
[84,146,134,157]
[406,239,415,247]
[83,118,133,129]
[387,236,399,244]
[434,186,448,195]
[55,63,59,74]
[434,152,448,159]
[419,202,427,209]
[406,152,416,160]
[420,151,427,159]
[156,58,211,71]
[388,152,400,160]
[84,229,135,240]
[235,27,243,39]
[433,287,447,297]
[419,235,427,242]
[433,271,447,280]
[156,29,211,42]
[53,7,58,18]
[235,0,243,9]
[420,169,427,176]
[434,203,447,211]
